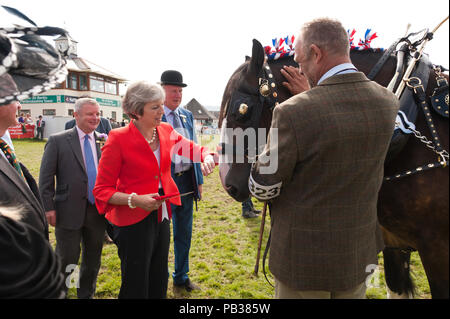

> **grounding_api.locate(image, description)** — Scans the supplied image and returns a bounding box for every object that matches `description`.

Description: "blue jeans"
[242,198,254,211]
[171,170,195,285]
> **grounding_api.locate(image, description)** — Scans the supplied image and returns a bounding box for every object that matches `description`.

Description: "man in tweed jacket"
[250,18,399,298]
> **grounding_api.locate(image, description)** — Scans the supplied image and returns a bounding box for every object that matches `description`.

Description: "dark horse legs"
[418,241,450,299]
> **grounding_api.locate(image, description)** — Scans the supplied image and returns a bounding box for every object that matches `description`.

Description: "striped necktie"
[0,138,25,180]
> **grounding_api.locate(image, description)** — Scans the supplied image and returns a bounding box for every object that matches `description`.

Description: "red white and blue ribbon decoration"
[357,29,378,50]
[264,35,295,60]
[347,29,357,50]
[264,29,382,60]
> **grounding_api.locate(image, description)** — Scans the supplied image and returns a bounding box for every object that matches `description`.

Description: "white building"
[19,36,127,123]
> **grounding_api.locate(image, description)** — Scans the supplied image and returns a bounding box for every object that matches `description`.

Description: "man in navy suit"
[65,116,112,135]
[160,70,203,292]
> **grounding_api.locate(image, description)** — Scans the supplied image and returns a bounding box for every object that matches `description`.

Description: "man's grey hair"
[300,17,350,58]
[122,81,165,120]
[74,97,99,112]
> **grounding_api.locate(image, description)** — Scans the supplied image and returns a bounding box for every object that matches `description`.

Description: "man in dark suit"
[65,114,112,135]
[36,115,45,139]
[39,98,106,299]
[160,70,203,292]
[250,18,400,298]
[0,80,48,238]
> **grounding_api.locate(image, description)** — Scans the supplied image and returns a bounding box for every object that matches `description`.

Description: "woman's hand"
[201,154,217,177]
[133,193,163,212]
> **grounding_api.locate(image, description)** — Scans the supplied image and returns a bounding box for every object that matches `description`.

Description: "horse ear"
[245,55,250,62]
[249,39,265,75]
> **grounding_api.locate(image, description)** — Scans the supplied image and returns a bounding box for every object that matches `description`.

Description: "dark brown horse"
[218,39,449,298]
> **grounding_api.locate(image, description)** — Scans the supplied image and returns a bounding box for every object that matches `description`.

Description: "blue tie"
[171,111,182,128]
[84,135,97,204]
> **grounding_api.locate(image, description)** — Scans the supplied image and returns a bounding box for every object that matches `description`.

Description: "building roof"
[66,57,127,82]
[184,98,217,121]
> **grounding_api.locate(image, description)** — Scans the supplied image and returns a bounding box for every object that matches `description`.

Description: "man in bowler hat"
[160,70,203,292]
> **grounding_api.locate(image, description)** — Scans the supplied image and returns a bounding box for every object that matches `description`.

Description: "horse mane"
[218,62,249,128]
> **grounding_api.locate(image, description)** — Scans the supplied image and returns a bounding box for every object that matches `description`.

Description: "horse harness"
[369,31,449,181]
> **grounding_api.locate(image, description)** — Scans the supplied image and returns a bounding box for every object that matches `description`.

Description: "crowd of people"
[1,16,401,300]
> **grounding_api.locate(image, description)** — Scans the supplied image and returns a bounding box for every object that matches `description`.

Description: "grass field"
[12,137,431,299]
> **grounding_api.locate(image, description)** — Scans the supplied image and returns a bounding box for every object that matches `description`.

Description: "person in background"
[25,113,33,124]
[39,98,107,299]
[18,112,25,123]
[93,81,217,299]
[241,197,261,219]
[65,113,112,135]
[160,70,204,292]
[250,18,399,299]
[36,115,45,140]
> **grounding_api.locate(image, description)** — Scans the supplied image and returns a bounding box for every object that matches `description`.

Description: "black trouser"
[111,211,170,299]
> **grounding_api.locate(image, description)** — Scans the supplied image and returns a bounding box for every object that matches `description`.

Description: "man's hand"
[45,210,56,227]
[281,65,310,95]
[198,184,203,198]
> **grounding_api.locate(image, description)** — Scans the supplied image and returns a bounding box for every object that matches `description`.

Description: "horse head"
[218,39,297,201]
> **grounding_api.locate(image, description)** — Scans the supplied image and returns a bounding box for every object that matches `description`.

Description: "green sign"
[21,95,121,107]
[21,95,60,104]
[95,98,121,107]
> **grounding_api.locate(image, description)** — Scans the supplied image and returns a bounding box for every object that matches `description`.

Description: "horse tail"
[383,247,416,298]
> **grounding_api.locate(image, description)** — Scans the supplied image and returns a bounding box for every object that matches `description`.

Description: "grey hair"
[299,17,350,58]
[74,97,99,112]
[122,81,165,120]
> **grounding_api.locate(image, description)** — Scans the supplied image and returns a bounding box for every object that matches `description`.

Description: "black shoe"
[174,279,201,292]
[242,209,259,218]
[252,208,262,214]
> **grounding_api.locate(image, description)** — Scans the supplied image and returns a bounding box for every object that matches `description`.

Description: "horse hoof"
[386,287,412,299]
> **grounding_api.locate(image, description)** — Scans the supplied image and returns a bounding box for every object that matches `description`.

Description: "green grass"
[13,137,431,299]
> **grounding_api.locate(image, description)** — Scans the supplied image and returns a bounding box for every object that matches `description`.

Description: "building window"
[111,111,117,120]
[79,74,88,90]
[105,80,117,95]
[68,109,74,116]
[67,73,78,90]
[43,109,56,116]
[90,75,105,93]
[54,81,64,89]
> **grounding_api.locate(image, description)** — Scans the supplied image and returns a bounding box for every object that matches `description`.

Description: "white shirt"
[317,63,358,85]
[0,130,14,161]
[153,146,169,221]
[76,126,98,171]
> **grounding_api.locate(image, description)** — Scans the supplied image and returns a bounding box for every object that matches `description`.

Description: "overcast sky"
[2,0,449,110]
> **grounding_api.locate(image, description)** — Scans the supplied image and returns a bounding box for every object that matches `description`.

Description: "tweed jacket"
[250,72,400,291]
[39,127,102,230]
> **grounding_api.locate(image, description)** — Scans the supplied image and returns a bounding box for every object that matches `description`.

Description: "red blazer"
[93,121,209,226]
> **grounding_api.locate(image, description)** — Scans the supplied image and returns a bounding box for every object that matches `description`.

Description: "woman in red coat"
[93,81,216,299]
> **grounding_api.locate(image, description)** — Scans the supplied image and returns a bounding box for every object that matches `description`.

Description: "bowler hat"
[160,70,187,87]
[0,5,69,106]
